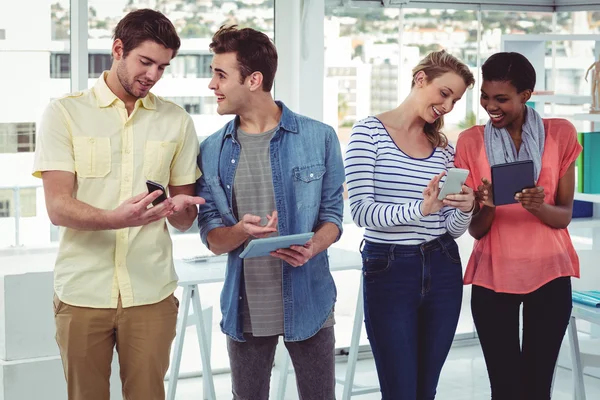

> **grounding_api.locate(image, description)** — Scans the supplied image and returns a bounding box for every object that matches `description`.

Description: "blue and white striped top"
[344,116,472,245]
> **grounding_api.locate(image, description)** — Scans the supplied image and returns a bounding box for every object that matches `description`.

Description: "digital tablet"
[491,160,535,206]
[239,232,315,259]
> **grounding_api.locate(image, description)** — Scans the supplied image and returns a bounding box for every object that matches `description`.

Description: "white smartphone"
[437,168,470,200]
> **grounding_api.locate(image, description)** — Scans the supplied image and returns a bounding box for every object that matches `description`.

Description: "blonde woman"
[345,50,476,400]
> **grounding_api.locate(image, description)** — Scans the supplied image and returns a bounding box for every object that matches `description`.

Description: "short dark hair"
[113,9,181,58]
[482,52,536,93]
[209,25,278,92]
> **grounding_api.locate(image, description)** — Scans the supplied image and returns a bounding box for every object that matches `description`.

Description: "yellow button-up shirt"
[33,72,201,308]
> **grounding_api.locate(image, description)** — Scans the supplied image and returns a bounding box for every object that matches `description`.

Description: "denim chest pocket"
[143,141,177,185]
[292,164,326,209]
[73,137,111,178]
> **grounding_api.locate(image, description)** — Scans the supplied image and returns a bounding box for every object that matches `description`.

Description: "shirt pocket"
[143,141,177,184]
[292,164,326,209]
[73,137,111,178]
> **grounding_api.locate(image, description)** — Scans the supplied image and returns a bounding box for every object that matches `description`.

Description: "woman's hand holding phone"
[443,185,476,212]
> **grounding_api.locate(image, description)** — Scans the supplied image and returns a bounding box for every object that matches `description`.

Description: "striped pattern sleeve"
[441,144,473,238]
[344,123,425,228]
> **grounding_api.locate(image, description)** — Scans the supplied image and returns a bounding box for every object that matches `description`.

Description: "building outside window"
[0,123,36,154]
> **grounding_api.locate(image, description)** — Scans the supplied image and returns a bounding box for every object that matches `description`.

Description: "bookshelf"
[502,34,600,118]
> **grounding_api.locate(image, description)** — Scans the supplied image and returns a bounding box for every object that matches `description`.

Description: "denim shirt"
[196,101,345,342]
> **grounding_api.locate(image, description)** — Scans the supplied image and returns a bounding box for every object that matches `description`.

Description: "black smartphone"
[146,180,168,206]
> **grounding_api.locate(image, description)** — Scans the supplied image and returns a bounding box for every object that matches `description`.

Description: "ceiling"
[326,0,600,12]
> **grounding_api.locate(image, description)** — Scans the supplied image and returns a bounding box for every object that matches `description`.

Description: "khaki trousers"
[54,294,179,400]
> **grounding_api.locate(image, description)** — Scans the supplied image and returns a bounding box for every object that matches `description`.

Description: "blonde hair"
[411,50,475,148]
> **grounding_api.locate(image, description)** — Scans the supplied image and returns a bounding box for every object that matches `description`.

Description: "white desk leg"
[200,306,213,400]
[275,338,291,400]
[568,316,586,400]
[167,286,191,400]
[342,274,365,400]
[191,285,217,400]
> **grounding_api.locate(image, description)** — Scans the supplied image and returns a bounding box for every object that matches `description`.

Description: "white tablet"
[239,232,314,259]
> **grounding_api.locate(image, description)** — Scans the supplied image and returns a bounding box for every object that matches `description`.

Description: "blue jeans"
[361,234,463,400]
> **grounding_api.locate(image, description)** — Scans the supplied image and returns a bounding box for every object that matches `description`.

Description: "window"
[0,200,9,218]
[165,96,205,114]
[0,0,70,246]
[165,54,213,78]
[89,53,112,78]
[0,123,36,153]
[0,189,37,218]
[50,53,70,79]
[50,53,113,79]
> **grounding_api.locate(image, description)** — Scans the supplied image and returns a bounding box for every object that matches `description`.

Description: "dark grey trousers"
[226,326,336,400]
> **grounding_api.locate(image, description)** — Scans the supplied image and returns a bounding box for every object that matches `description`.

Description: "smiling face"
[480,80,531,131]
[207,52,251,116]
[114,39,173,99]
[415,71,468,124]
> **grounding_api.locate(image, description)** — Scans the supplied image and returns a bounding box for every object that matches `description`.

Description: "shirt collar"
[223,101,298,139]
[93,71,156,110]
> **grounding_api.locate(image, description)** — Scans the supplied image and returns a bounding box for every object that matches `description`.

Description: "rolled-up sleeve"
[196,147,226,249]
[318,128,345,241]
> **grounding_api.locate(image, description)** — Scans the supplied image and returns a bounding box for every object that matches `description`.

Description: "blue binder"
[572,290,600,308]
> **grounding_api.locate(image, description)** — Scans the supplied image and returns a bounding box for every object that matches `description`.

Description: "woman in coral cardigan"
[455,52,581,400]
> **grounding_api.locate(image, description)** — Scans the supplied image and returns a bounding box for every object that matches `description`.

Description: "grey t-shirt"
[234,126,334,337]
[235,126,283,336]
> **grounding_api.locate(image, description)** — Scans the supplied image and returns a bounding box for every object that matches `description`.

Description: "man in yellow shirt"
[32,9,203,400]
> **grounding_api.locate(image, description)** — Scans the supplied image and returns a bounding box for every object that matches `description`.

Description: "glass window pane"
[0,0,69,247]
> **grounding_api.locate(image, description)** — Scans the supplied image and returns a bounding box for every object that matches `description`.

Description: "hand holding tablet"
[491,160,536,206]
[239,232,314,259]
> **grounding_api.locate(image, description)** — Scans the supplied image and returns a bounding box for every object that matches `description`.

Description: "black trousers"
[471,277,572,400]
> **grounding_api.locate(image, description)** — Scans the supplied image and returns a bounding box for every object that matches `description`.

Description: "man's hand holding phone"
[108,190,175,229]
[146,180,205,215]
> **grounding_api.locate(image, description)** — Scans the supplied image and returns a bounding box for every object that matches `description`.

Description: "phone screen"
[146,180,168,206]
[437,169,469,201]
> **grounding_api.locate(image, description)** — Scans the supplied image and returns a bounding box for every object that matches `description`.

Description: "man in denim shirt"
[196,26,344,399]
